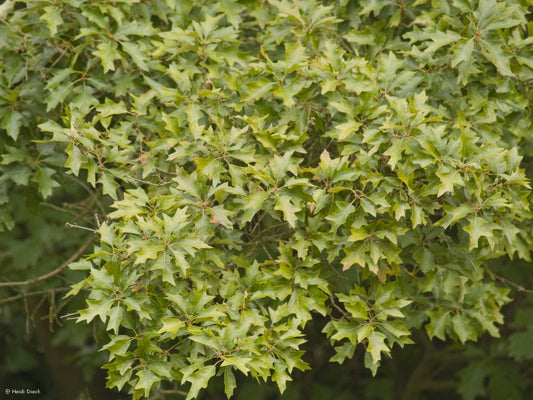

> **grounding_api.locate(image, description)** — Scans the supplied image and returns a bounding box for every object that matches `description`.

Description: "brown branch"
[69,193,98,225]
[41,202,80,217]
[155,389,188,396]
[66,174,107,215]
[0,238,93,287]
[329,294,349,318]
[65,222,98,233]
[0,287,71,305]
[493,272,533,293]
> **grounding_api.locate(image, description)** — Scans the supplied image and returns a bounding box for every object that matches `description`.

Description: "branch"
[65,222,98,233]
[66,174,107,215]
[0,288,71,305]
[0,238,93,287]
[156,389,188,396]
[492,272,533,294]
[41,202,80,217]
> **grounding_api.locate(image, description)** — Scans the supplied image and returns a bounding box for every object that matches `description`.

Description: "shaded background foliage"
[1,0,533,399]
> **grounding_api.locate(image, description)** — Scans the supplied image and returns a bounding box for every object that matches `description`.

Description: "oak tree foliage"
[1,0,533,399]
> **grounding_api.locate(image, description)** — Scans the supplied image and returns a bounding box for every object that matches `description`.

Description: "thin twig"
[127,175,172,187]
[329,294,349,318]
[66,174,107,215]
[260,241,274,260]
[65,222,98,233]
[493,273,533,293]
[69,194,98,225]
[41,202,80,217]
[60,312,80,320]
[248,210,267,235]
[156,389,188,396]
[0,238,93,287]
[0,290,67,305]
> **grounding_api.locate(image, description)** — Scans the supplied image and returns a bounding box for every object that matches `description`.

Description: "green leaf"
[508,328,533,360]
[383,138,404,170]
[123,296,143,313]
[208,205,234,228]
[32,167,60,198]
[183,365,216,400]
[101,335,133,359]
[435,204,473,228]
[91,267,115,289]
[326,202,355,230]
[6,165,30,185]
[275,195,301,228]
[480,39,513,76]
[1,109,22,141]
[436,166,464,197]
[46,82,72,112]
[240,190,269,225]
[99,221,115,246]
[121,41,149,70]
[330,342,356,364]
[98,98,128,117]
[366,329,389,373]
[342,244,366,271]
[107,306,124,334]
[93,40,120,73]
[135,368,160,398]
[243,79,275,103]
[149,362,173,379]
[270,151,295,182]
[65,143,83,176]
[341,296,369,320]
[78,298,114,324]
[457,361,490,400]
[40,6,63,36]
[272,360,291,393]
[106,368,133,391]
[451,314,475,344]
[425,30,462,53]
[221,356,252,375]
[98,173,120,200]
[174,174,201,198]
[426,310,450,341]
[0,0,14,20]
[451,38,474,69]
[360,198,376,217]
[463,216,501,250]
[223,367,237,398]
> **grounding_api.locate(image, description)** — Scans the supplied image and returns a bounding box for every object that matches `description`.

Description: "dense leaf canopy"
[1,0,533,399]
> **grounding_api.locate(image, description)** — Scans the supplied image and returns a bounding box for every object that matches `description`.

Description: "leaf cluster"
[1,0,533,398]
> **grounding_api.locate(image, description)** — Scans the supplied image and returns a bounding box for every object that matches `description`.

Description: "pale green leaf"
[135,369,160,398]
[223,367,237,398]
[274,195,301,228]
[40,6,63,36]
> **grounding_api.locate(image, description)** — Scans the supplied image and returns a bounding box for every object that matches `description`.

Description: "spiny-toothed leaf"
[135,369,160,398]
[93,40,120,73]
[40,6,63,36]
[274,195,301,228]
[223,367,237,398]
[183,365,217,400]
